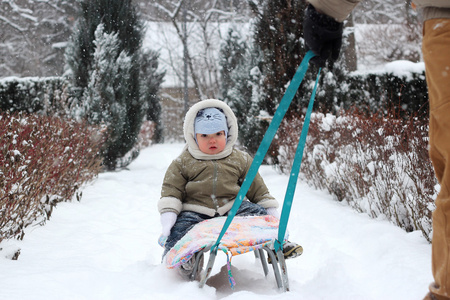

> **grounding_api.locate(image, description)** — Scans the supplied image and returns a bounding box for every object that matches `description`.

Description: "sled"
[194,50,319,292]
[161,50,320,292]
[163,215,291,290]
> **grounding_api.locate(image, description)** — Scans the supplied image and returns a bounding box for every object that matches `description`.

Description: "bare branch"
[0,15,27,32]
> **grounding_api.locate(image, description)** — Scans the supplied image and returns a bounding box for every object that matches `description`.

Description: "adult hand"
[303,4,344,68]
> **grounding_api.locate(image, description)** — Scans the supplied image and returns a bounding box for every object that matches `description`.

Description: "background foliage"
[0,112,104,245]
[65,0,145,170]
[0,0,432,248]
[277,111,434,242]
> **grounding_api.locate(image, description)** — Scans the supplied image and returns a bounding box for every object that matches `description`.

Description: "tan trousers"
[423,19,450,300]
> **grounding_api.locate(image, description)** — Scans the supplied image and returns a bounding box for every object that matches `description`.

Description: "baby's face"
[196,131,227,155]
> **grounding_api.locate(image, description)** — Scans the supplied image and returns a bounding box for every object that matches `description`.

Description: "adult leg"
[423,19,450,300]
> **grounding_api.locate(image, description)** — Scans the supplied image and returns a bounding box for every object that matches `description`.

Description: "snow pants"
[163,201,268,256]
[423,18,450,300]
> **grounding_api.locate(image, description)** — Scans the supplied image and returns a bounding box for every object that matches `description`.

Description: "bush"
[277,110,435,242]
[0,77,71,116]
[0,112,105,245]
[315,66,428,118]
[114,120,156,169]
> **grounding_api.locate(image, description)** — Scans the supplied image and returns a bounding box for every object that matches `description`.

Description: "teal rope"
[210,50,317,255]
[274,68,321,252]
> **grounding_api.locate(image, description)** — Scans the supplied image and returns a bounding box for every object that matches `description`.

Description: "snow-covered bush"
[314,66,428,118]
[0,77,71,116]
[114,120,156,169]
[277,111,435,242]
[0,112,105,246]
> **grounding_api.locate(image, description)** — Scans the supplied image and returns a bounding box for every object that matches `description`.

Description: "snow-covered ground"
[0,143,432,300]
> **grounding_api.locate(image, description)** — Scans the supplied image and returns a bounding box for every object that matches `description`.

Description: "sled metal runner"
[185,242,290,291]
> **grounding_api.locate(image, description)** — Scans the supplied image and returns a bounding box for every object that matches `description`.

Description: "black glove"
[303,4,343,69]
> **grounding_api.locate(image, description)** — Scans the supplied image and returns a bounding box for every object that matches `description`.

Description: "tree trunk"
[342,13,358,72]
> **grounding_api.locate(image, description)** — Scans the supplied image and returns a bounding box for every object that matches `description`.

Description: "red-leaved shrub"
[277,111,435,242]
[0,112,105,244]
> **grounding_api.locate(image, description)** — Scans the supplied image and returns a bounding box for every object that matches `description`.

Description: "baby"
[158,99,302,279]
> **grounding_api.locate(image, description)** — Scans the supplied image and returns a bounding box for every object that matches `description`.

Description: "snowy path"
[0,143,432,300]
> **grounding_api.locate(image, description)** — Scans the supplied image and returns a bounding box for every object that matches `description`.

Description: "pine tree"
[250,0,353,115]
[221,30,267,156]
[219,27,248,99]
[140,49,165,144]
[221,0,314,163]
[250,0,312,116]
[65,0,146,170]
[65,0,143,89]
[83,25,130,162]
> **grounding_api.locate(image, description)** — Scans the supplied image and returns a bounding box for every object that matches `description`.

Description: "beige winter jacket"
[308,0,450,22]
[158,99,278,217]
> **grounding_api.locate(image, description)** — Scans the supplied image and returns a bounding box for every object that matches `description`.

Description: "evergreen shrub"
[65,0,146,170]
[316,69,428,117]
[0,77,70,116]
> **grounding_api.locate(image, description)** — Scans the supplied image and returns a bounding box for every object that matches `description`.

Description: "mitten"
[266,207,281,219]
[160,211,177,237]
[266,207,289,240]
[303,4,343,69]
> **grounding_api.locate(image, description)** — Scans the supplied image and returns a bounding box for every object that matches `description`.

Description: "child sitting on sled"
[158,99,302,279]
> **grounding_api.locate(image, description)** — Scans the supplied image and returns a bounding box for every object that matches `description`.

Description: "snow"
[0,143,432,300]
[351,60,425,80]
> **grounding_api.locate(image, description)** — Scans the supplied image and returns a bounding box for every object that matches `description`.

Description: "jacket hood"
[183,99,238,160]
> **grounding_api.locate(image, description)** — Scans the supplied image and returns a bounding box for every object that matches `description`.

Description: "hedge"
[0,77,71,116]
[1,65,428,119]
[313,66,428,118]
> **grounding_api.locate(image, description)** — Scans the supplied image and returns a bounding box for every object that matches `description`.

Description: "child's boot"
[268,241,303,263]
[282,241,303,259]
[178,252,204,281]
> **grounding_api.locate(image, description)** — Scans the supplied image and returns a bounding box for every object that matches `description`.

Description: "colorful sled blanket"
[164,215,281,269]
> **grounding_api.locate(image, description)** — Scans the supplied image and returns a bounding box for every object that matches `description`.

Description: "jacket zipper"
[212,160,219,214]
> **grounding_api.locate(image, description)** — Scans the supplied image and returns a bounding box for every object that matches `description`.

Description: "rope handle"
[274,67,321,252]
